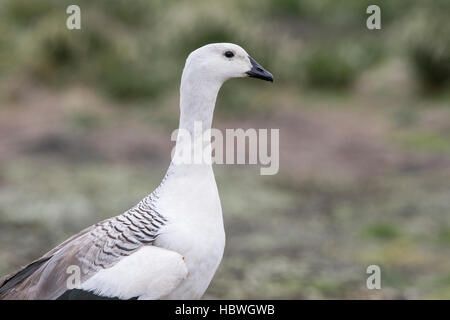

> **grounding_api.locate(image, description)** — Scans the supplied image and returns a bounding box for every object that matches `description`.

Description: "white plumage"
[0,43,273,300]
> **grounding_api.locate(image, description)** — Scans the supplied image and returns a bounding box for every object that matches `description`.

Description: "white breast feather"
[81,246,188,300]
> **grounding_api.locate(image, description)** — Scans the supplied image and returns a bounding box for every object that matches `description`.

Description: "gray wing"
[0,195,167,300]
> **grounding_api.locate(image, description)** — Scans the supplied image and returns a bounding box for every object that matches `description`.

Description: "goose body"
[0,43,273,300]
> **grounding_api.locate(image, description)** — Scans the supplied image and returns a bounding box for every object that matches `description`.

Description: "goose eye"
[224,51,234,58]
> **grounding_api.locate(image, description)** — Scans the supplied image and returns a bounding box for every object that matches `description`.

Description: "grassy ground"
[0,79,449,299]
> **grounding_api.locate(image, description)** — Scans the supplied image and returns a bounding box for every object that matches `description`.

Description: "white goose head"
[182,43,274,84]
[178,43,273,135]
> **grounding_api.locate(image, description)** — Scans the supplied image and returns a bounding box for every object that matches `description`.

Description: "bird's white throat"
[171,62,225,169]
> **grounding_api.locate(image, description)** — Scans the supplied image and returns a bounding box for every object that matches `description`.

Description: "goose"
[0,43,273,300]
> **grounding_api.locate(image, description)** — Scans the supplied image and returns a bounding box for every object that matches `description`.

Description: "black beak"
[246,56,274,82]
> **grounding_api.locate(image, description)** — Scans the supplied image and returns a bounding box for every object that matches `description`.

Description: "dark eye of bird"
[224,51,234,58]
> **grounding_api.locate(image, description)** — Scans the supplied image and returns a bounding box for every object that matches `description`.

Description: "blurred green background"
[1,0,450,299]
